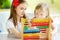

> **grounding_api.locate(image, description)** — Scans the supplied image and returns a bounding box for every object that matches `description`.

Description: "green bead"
[24,26,28,30]
[37,26,48,29]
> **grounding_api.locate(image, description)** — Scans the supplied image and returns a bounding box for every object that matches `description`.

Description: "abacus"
[21,17,51,40]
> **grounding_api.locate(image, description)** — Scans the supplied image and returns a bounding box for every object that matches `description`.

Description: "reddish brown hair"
[9,0,26,27]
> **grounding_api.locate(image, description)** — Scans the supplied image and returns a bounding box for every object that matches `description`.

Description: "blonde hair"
[34,3,49,17]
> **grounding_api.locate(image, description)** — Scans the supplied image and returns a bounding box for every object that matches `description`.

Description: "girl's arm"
[7,20,21,38]
[50,18,54,30]
[8,28,21,38]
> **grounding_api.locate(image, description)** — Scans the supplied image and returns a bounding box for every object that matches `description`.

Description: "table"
[0,34,21,40]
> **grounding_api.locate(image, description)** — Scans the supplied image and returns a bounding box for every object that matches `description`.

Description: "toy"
[21,17,51,40]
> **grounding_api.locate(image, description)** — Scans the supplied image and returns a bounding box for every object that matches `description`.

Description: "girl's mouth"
[39,14,43,16]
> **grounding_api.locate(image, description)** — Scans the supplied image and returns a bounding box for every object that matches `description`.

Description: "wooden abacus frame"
[21,17,51,40]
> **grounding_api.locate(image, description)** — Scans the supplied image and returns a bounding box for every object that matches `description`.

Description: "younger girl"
[30,3,54,40]
[34,3,54,30]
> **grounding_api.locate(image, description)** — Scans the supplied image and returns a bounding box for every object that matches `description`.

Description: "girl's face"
[15,3,27,17]
[35,8,48,18]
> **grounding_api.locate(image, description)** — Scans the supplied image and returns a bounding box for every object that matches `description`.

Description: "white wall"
[0,10,10,34]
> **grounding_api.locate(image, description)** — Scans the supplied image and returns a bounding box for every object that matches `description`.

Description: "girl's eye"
[24,8,26,10]
[20,8,26,10]
[20,8,24,10]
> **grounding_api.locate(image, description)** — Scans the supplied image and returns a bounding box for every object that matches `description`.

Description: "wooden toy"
[21,17,51,40]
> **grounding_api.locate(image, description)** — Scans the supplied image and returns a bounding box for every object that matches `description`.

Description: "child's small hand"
[27,19,31,26]
[50,22,54,31]
[28,20,32,29]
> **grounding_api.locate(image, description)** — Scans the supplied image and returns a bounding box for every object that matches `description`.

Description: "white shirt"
[6,18,22,32]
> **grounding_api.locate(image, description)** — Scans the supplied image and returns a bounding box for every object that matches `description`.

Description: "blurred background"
[0,0,11,9]
[0,0,60,40]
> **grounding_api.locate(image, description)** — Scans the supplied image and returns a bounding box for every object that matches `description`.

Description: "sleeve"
[6,20,14,29]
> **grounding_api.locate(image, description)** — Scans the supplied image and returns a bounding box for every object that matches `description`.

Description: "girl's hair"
[34,3,49,17]
[9,0,26,26]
